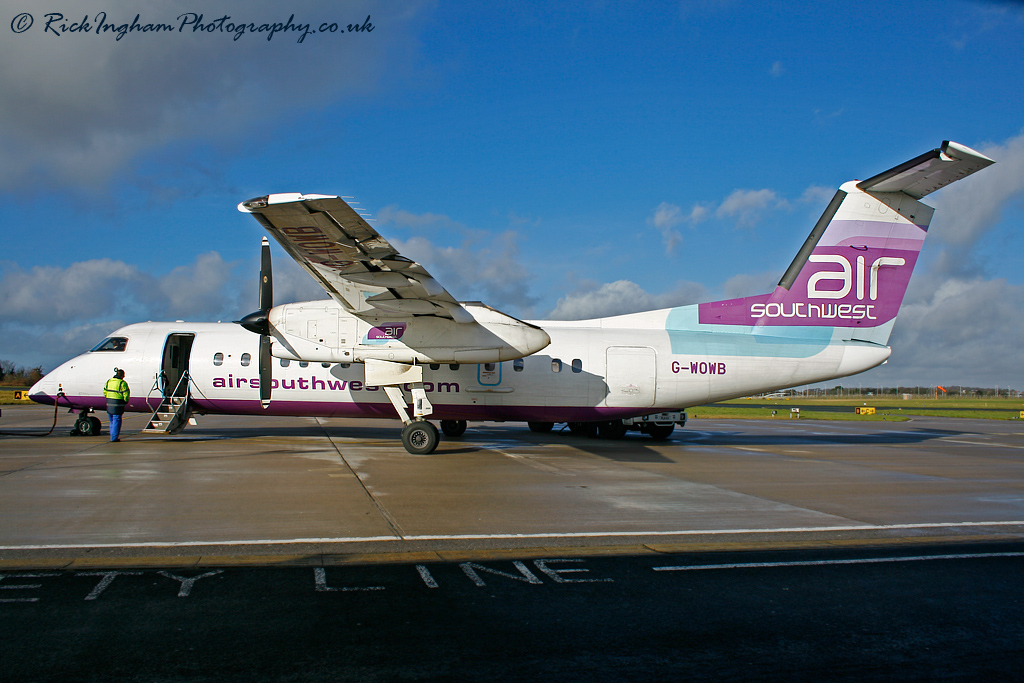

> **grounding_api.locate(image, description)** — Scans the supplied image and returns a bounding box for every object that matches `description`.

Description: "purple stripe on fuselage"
[32,393,650,425]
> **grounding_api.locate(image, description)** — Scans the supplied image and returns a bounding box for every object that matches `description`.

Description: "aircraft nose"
[28,373,59,406]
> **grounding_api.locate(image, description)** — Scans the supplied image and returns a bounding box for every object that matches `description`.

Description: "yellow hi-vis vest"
[103,378,130,401]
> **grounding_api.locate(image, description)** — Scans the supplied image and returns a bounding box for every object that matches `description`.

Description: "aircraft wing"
[857,140,995,199]
[238,193,474,324]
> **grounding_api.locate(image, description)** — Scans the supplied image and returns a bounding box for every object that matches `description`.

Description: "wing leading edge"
[238,193,474,324]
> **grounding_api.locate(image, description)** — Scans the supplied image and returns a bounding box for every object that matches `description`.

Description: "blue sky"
[1,0,1022,390]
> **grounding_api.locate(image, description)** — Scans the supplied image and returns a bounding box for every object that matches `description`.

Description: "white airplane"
[29,141,994,453]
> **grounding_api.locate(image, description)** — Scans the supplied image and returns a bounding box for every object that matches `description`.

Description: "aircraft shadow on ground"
[145,423,967,464]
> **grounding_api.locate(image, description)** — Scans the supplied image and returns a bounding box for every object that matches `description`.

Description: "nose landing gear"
[72,410,102,436]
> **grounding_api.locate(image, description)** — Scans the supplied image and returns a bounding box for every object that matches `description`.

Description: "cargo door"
[605,346,656,407]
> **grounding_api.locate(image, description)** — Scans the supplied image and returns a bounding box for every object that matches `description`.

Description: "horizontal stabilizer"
[857,140,994,199]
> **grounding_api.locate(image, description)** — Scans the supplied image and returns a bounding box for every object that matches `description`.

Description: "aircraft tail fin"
[698,141,994,345]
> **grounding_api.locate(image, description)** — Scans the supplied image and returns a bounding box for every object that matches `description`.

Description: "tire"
[528,421,554,433]
[75,417,98,436]
[646,423,675,440]
[402,421,440,455]
[440,420,467,437]
[568,422,600,438]
[89,416,102,435]
[598,420,628,440]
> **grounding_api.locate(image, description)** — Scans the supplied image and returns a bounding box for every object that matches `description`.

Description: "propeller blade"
[259,334,272,409]
[259,236,273,313]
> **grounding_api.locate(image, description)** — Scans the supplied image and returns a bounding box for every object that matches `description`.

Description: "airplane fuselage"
[31,303,889,424]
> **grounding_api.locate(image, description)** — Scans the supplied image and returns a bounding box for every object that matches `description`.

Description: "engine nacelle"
[267,300,550,365]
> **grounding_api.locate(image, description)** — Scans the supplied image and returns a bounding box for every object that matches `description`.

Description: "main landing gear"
[401,421,440,455]
[440,420,467,437]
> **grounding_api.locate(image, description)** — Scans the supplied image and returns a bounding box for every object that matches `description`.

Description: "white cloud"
[863,275,1024,388]
[0,0,429,190]
[649,202,684,253]
[376,206,460,229]
[392,232,539,316]
[799,185,836,206]
[0,252,245,324]
[0,251,251,370]
[647,201,711,253]
[716,188,787,227]
[722,271,780,299]
[547,279,709,320]
[930,131,1024,250]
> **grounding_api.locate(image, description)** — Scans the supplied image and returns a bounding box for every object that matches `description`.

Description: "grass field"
[0,389,35,405]
[690,397,1024,421]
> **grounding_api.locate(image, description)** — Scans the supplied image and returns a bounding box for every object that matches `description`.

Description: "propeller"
[235,237,274,409]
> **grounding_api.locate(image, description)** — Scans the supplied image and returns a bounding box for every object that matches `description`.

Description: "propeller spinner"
[235,237,274,409]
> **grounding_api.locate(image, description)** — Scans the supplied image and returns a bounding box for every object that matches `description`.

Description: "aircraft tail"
[698,141,994,345]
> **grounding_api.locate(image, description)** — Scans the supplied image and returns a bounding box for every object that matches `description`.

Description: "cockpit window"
[90,337,128,352]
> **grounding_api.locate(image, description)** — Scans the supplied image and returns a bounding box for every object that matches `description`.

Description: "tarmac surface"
[2,404,1024,565]
[2,405,1024,680]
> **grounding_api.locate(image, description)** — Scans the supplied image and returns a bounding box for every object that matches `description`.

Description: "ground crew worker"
[103,368,130,442]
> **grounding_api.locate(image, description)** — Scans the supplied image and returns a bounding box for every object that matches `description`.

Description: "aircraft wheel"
[646,423,675,440]
[402,421,440,455]
[74,416,98,436]
[598,420,628,440]
[569,422,600,438]
[440,420,467,437]
[89,416,102,435]
[528,421,554,433]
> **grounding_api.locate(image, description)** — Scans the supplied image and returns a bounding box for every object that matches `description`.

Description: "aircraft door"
[160,333,195,397]
[605,346,656,407]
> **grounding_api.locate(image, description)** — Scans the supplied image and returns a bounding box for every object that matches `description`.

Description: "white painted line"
[415,564,438,588]
[654,552,1024,572]
[940,439,1024,450]
[1,521,1024,551]
[496,450,567,474]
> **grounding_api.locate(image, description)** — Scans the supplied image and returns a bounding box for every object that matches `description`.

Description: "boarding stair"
[142,372,194,435]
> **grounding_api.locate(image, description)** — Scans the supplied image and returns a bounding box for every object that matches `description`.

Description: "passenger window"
[321,363,331,368]
[240,353,251,367]
[571,359,583,373]
[551,359,562,373]
[213,352,224,366]
[299,362,309,368]
[280,359,290,368]
[484,363,496,372]
[513,359,524,372]
[91,337,128,352]
[449,364,460,371]
[429,364,440,371]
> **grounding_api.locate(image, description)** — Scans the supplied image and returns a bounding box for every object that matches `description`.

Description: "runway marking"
[0,572,60,603]
[314,567,385,592]
[940,438,1024,450]
[416,564,438,588]
[654,552,1024,572]
[157,570,224,597]
[496,450,569,474]
[3,520,1024,550]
